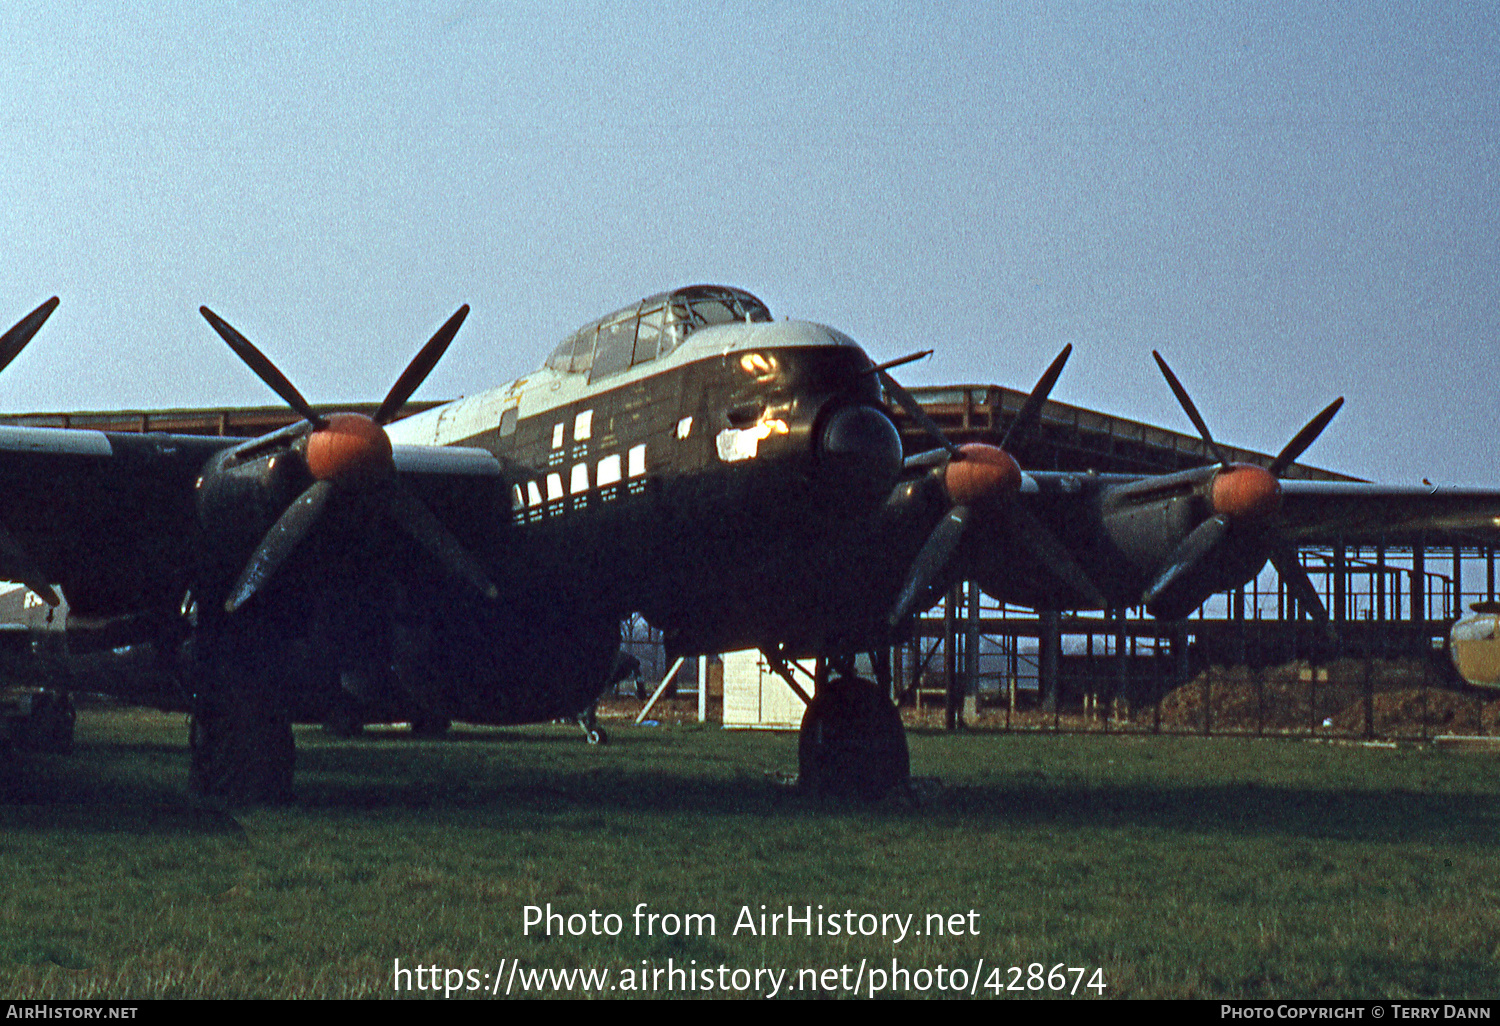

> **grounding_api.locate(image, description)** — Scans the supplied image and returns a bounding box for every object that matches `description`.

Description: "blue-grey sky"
[2,1,1496,483]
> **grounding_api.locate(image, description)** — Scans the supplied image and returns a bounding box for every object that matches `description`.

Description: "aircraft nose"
[818,403,904,488]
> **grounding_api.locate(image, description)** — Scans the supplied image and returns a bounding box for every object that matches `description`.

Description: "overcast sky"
[1,2,1496,484]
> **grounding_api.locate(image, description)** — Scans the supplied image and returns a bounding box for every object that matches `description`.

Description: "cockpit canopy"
[545,285,773,382]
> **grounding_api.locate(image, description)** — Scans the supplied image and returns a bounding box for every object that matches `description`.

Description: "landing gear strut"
[188,630,295,805]
[189,691,294,804]
[793,660,909,800]
[575,703,608,745]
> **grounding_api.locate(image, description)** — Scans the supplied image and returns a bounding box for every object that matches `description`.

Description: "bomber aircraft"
[1,286,1499,801]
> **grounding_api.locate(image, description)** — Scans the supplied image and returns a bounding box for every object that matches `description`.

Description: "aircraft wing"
[1275,480,1500,542]
[946,470,1500,618]
[0,427,230,616]
[0,423,503,621]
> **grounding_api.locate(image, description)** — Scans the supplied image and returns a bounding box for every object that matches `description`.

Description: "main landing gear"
[187,630,295,805]
[772,655,909,801]
[189,691,295,805]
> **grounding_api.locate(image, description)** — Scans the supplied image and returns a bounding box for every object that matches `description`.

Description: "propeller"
[1142,351,1342,619]
[200,305,499,612]
[0,297,62,606]
[0,296,60,377]
[876,358,960,459]
[882,345,1105,631]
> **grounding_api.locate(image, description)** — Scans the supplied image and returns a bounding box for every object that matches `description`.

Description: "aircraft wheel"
[586,727,608,746]
[798,675,909,801]
[188,687,295,805]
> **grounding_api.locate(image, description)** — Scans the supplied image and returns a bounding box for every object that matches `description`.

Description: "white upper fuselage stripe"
[384,319,862,449]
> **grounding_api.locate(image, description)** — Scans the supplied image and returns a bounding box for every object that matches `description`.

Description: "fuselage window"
[689,297,740,326]
[657,294,762,354]
[547,288,770,374]
[597,453,622,486]
[589,312,638,382]
[569,329,597,374]
[577,329,599,373]
[547,328,596,374]
[633,305,665,366]
[663,302,692,358]
[735,294,772,322]
[499,406,518,437]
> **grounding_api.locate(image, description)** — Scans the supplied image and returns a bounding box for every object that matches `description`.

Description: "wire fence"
[615,593,1500,742]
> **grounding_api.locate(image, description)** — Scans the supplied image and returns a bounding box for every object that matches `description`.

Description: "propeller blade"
[1267,397,1344,478]
[1141,514,1230,609]
[862,349,932,378]
[1152,351,1229,465]
[0,297,61,601]
[878,368,961,458]
[0,296,59,376]
[1268,543,1329,622]
[1006,504,1108,608]
[0,522,60,607]
[375,305,470,425]
[903,448,951,471]
[383,484,499,600]
[887,506,969,629]
[999,344,1072,451]
[225,480,335,613]
[200,307,327,429]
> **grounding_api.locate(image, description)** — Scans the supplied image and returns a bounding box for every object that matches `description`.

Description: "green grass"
[2,707,1498,998]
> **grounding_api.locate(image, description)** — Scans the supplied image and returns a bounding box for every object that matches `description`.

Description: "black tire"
[185,617,297,805]
[189,699,294,804]
[586,727,608,746]
[798,676,909,800]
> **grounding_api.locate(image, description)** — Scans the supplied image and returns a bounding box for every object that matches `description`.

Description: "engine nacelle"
[193,443,307,579]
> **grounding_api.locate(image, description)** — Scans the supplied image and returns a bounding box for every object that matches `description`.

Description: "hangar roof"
[897,384,1357,482]
[0,386,1356,482]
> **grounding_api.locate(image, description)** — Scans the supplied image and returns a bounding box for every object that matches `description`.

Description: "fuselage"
[386,285,917,658]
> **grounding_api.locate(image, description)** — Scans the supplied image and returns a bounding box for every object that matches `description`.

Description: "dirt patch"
[1155,660,1497,737]
[1323,688,1495,736]
[595,694,717,725]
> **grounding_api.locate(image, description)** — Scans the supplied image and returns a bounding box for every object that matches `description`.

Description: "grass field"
[2,704,1498,999]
